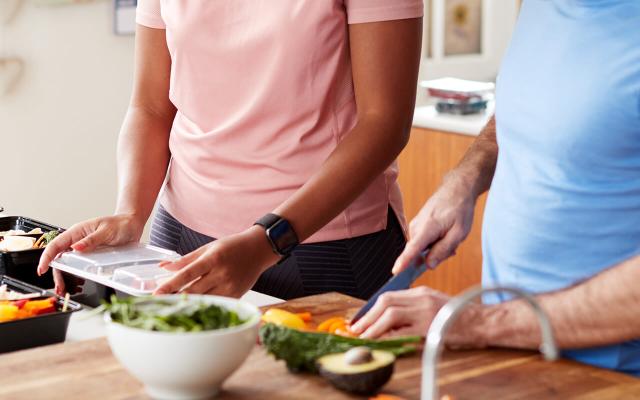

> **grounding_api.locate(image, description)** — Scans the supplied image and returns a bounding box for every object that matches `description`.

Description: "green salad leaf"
[259,323,422,373]
[100,295,247,332]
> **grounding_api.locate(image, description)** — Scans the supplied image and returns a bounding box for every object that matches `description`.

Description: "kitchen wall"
[1,1,135,228]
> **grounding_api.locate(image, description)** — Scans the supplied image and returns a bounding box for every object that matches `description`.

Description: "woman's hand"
[349,286,486,349]
[154,226,279,298]
[392,173,477,274]
[37,214,145,294]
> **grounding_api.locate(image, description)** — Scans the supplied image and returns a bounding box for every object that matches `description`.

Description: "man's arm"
[461,255,640,349]
[352,254,640,344]
[451,116,498,199]
[392,116,499,272]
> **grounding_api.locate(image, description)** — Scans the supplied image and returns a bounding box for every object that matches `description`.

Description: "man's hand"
[154,226,280,298]
[350,286,486,348]
[393,117,498,274]
[393,174,476,274]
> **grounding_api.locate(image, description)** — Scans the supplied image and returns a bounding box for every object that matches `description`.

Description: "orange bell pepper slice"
[23,298,55,310]
[317,317,344,332]
[328,320,347,334]
[369,395,407,400]
[295,312,312,322]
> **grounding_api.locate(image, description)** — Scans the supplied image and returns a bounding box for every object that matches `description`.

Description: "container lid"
[51,243,180,296]
[419,77,495,94]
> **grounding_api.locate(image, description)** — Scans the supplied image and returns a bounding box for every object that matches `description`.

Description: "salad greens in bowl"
[103,294,261,400]
[101,295,248,332]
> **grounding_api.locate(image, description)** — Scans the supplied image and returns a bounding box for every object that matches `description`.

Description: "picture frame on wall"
[443,0,483,56]
[419,0,520,82]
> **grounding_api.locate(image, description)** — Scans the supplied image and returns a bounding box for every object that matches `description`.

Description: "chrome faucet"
[421,286,559,400]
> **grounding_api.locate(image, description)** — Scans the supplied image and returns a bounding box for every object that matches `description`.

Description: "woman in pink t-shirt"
[39,1,424,300]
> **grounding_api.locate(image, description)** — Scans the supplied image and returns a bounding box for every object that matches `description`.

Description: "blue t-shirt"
[483,0,640,375]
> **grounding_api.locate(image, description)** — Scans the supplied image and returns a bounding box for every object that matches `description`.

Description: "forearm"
[114,25,175,226]
[114,106,174,224]
[274,116,411,241]
[466,255,640,350]
[272,18,421,242]
[446,116,498,199]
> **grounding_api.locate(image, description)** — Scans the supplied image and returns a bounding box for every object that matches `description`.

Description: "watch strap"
[254,213,281,229]
[254,213,299,257]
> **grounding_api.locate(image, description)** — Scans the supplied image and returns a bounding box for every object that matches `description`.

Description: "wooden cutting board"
[0,292,638,400]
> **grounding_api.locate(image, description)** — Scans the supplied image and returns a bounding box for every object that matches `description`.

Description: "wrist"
[453,151,496,199]
[119,212,146,230]
[244,225,281,271]
[443,170,477,198]
[445,303,494,349]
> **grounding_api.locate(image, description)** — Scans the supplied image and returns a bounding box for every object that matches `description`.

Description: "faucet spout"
[421,285,559,400]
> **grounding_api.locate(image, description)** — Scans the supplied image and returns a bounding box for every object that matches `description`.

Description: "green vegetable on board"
[98,295,247,332]
[259,323,421,373]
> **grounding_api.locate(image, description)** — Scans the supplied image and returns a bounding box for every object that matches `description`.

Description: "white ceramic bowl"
[105,295,261,400]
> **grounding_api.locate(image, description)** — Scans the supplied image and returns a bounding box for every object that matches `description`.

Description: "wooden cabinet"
[397,127,486,295]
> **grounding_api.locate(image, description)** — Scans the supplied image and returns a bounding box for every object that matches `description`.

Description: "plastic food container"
[420,77,495,100]
[0,216,63,288]
[436,97,489,115]
[0,275,82,353]
[51,244,180,296]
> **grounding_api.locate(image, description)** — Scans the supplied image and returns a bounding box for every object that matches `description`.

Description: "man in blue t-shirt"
[351,0,640,375]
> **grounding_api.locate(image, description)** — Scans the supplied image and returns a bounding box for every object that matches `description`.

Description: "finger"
[71,230,109,253]
[181,272,216,294]
[360,306,413,339]
[350,290,416,334]
[37,226,89,275]
[426,226,465,268]
[154,256,210,294]
[393,222,442,274]
[393,239,428,275]
[53,269,66,296]
[159,249,203,272]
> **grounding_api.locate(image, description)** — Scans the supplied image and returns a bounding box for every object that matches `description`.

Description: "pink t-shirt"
[136,0,423,242]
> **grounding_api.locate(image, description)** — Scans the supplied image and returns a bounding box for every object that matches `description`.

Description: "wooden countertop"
[0,292,638,400]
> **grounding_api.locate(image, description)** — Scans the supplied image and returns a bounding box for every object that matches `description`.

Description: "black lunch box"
[0,216,63,288]
[0,216,123,307]
[0,275,82,353]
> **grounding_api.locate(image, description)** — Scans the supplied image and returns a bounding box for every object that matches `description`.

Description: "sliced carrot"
[334,328,356,337]
[295,312,312,322]
[369,395,406,400]
[328,320,347,334]
[317,317,344,332]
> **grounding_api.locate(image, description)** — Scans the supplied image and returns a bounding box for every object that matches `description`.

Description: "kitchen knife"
[350,250,429,324]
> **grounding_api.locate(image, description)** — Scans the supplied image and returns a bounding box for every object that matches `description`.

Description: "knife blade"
[350,250,429,324]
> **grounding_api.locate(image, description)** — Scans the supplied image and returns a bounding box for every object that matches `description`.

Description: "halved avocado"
[317,347,395,395]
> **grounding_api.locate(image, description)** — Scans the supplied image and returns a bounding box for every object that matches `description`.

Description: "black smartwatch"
[254,213,299,257]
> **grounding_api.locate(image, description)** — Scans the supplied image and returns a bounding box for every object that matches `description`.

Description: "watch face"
[267,219,298,255]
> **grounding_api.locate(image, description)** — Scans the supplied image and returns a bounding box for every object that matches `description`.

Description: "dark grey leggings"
[150,206,406,300]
